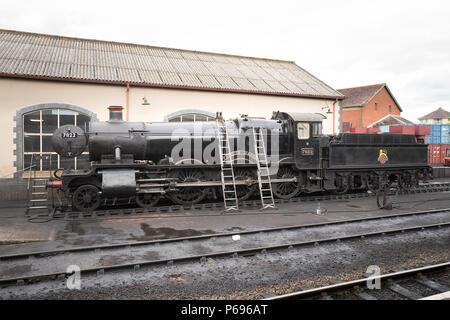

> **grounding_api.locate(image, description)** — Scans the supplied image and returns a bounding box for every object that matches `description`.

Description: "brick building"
[338,83,402,130]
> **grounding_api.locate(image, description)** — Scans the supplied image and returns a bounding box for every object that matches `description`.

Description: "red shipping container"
[389,125,416,135]
[415,125,430,136]
[428,144,442,164]
[440,144,450,164]
[367,128,380,133]
[428,144,433,163]
[351,128,369,133]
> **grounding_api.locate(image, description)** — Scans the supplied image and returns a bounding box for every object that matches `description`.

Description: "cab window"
[297,122,310,140]
[312,122,322,137]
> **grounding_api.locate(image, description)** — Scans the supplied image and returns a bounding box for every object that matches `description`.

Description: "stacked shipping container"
[387,124,450,165]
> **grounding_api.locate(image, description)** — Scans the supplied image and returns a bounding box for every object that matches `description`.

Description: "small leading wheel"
[135,193,160,208]
[73,185,101,212]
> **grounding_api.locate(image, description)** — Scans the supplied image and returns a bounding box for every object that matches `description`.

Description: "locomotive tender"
[50,106,431,212]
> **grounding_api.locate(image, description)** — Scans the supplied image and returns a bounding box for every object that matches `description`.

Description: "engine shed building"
[0,29,344,199]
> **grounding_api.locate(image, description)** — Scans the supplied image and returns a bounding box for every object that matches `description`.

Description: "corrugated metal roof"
[0,29,343,99]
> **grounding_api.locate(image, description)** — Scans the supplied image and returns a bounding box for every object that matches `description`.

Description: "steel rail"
[264,261,450,300]
[4,207,450,261]
[0,222,448,287]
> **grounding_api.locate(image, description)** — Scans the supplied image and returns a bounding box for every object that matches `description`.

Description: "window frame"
[297,122,310,140]
[22,108,91,174]
[14,103,97,179]
[312,122,322,137]
[168,113,215,122]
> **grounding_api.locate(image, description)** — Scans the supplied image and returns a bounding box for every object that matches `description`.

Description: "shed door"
[294,122,319,169]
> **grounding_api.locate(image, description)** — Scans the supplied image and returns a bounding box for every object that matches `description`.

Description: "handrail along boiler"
[49,106,431,212]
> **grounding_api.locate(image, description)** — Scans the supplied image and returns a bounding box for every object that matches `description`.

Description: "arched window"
[15,103,97,178]
[164,109,216,122]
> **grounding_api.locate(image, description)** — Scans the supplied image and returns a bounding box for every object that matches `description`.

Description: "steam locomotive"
[50,106,431,212]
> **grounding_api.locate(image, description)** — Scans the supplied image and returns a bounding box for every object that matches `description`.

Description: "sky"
[1,0,449,121]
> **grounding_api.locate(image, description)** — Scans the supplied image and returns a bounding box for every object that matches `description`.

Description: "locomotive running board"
[138,177,296,188]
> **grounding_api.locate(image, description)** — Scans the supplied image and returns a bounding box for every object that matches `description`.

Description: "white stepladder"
[216,122,239,212]
[25,154,51,215]
[252,127,276,209]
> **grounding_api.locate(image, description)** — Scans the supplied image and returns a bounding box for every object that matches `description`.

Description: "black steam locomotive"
[50,106,431,212]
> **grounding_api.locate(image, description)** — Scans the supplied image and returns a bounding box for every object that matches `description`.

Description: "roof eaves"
[383,84,403,112]
[0,72,344,100]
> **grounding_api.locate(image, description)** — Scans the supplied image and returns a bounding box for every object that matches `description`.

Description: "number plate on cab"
[301,148,314,156]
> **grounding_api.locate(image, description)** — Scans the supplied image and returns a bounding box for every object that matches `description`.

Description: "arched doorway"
[15,103,97,178]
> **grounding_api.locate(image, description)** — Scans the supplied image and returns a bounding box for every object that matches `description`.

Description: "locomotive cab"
[273,112,326,169]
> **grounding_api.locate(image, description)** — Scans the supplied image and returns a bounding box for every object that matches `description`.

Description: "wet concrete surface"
[0,228,448,299]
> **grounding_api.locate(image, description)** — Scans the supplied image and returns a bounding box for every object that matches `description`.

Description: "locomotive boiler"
[50,106,431,212]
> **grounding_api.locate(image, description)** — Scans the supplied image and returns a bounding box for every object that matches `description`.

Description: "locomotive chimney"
[108,106,124,121]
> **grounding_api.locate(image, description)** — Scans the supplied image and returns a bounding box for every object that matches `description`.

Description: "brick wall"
[342,87,401,128]
[342,108,362,128]
[362,87,401,127]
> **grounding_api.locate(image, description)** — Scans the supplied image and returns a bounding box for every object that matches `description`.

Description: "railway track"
[31,181,450,220]
[3,207,450,261]
[1,208,449,288]
[265,262,450,300]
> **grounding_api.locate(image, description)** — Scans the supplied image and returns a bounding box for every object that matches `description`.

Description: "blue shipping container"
[431,124,442,134]
[441,124,450,136]
[441,135,450,144]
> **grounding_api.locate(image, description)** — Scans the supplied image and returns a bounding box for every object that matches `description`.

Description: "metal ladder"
[252,127,276,209]
[216,122,239,211]
[25,154,51,215]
